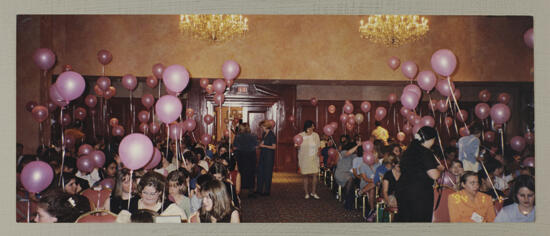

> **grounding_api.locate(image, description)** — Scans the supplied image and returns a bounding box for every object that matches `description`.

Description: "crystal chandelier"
[359,15,429,47]
[179,14,249,42]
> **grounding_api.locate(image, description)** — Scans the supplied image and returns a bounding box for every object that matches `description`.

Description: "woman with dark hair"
[210,162,240,208]
[257,120,277,196]
[448,171,496,222]
[296,120,322,199]
[395,126,444,222]
[100,158,117,180]
[189,180,240,223]
[167,170,191,218]
[494,175,535,222]
[233,123,258,198]
[34,190,91,223]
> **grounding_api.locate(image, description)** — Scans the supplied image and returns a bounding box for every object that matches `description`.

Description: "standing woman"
[395,126,444,222]
[233,123,259,198]
[257,120,277,196]
[297,120,321,199]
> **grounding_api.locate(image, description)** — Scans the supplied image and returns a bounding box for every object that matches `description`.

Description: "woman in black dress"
[256,120,276,196]
[232,123,258,198]
[395,126,444,222]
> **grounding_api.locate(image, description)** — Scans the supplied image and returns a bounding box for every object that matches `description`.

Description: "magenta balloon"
[100,178,116,189]
[417,70,437,91]
[310,97,318,106]
[46,101,58,112]
[203,114,214,125]
[387,56,401,70]
[183,119,197,131]
[459,127,470,137]
[524,132,534,145]
[323,125,335,136]
[522,157,534,168]
[428,99,437,112]
[490,103,511,124]
[32,48,56,71]
[49,85,69,107]
[55,71,86,101]
[345,122,354,131]
[213,79,227,94]
[396,132,406,142]
[85,95,97,108]
[339,113,349,123]
[31,106,49,123]
[407,113,417,123]
[475,103,490,120]
[421,116,435,128]
[138,110,150,123]
[165,87,178,96]
[162,64,189,93]
[436,79,455,97]
[222,60,241,80]
[454,89,462,100]
[478,89,491,102]
[141,94,155,109]
[329,121,338,129]
[388,93,398,104]
[61,113,72,126]
[78,144,94,156]
[152,63,165,79]
[412,124,422,135]
[413,115,422,126]
[199,78,210,88]
[523,28,533,49]
[375,107,387,121]
[400,92,420,110]
[112,125,125,137]
[400,107,411,117]
[122,74,138,91]
[431,49,457,77]
[444,117,454,127]
[362,141,374,153]
[169,123,183,139]
[139,122,149,133]
[347,114,356,125]
[293,134,303,146]
[77,155,95,173]
[26,101,37,112]
[401,61,418,80]
[437,99,448,113]
[328,148,338,158]
[288,115,295,123]
[497,93,511,105]
[146,75,158,88]
[214,93,225,105]
[403,84,422,98]
[97,49,112,65]
[343,103,354,114]
[360,101,371,113]
[362,152,376,166]
[456,109,468,123]
[90,150,106,168]
[149,122,161,134]
[75,107,87,121]
[144,148,162,170]
[119,133,154,170]
[20,161,53,193]
[94,85,104,97]
[440,171,457,187]
[109,118,119,127]
[484,131,496,143]
[200,133,213,146]
[155,95,182,124]
[403,122,412,134]
[96,76,111,91]
[510,136,526,152]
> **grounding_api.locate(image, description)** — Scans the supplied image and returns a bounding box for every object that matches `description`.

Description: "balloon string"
[128,170,133,210]
[27,196,30,223]
[97,187,101,210]
[130,91,134,133]
[59,107,66,186]
[39,122,44,147]
[92,114,97,143]
[367,111,370,133]
[479,159,502,203]
[102,65,105,76]
[393,105,397,135]
[447,77,468,132]
[428,94,448,170]
[191,131,197,143]
[500,128,505,164]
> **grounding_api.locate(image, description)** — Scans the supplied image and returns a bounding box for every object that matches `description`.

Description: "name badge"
[471,212,484,223]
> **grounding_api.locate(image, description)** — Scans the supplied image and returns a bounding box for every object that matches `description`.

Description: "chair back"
[75,210,117,223]
[432,186,456,222]
[81,188,112,210]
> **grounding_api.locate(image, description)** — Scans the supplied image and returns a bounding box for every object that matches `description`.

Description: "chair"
[75,210,117,223]
[432,186,456,222]
[494,199,504,215]
[81,188,112,210]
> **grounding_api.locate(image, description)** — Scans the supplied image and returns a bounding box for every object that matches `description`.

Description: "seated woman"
[167,170,192,218]
[334,140,361,210]
[104,168,135,214]
[99,158,118,180]
[189,180,240,223]
[34,190,91,223]
[494,175,535,222]
[448,171,496,222]
[440,160,463,190]
[382,158,400,209]
[209,162,240,208]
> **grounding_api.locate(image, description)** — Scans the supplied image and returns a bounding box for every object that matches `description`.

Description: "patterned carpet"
[240,172,364,222]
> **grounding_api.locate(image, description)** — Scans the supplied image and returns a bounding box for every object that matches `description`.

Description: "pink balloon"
[94,85,104,97]
[112,125,125,137]
[416,70,437,91]
[122,74,138,91]
[146,75,158,88]
[328,148,338,158]
[78,144,94,156]
[524,132,534,145]
[412,124,422,135]
[152,63,165,79]
[387,56,400,70]
[149,122,161,134]
[139,122,149,133]
[109,118,119,127]
[407,113,417,123]
[310,97,318,106]
[363,152,376,166]
[343,103,354,114]
[213,79,227,94]
[97,49,112,65]
[388,93,398,104]
[63,64,72,71]
[26,101,37,112]
[200,78,209,88]
[200,133,213,146]
[119,133,154,170]
[155,95,182,124]
[55,71,86,101]
[20,161,53,193]
[431,49,457,77]
[85,95,97,108]
[222,60,241,80]
[456,109,468,123]
[205,84,214,94]
[439,171,457,187]
[347,114,356,125]
[400,107,410,117]
[345,122,354,131]
[497,93,511,105]
[362,141,374,153]
[323,124,335,136]
[46,101,58,112]
[162,64,190,93]
[33,48,56,71]
[401,61,418,80]
[459,127,470,137]
[328,105,336,114]
[100,178,115,189]
[90,150,106,168]
[288,115,295,123]
[77,155,95,173]
[329,121,338,129]
[403,84,422,98]
[31,106,49,123]
[453,89,462,100]
[523,28,533,49]
[436,79,455,97]
[138,110,150,123]
[490,104,511,124]
[444,117,454,127]
[49,85,69,107]
[96,76,111,91]
[475,103,490,120]
[396,132,406,142]
[522,157,534,168]
[186,108,195,118]
[360,101,371,113]
[428,99,437,112]
[182,119,197,132]
[484,131,496,143]
[214,93,225,105]
[437,99,448,113]
[203,114,214,125]
[339,113,349,123]
[169,123,183,139]
[61,113,72,126]
[165,87,178,96]
[510,136,526,152]
[479,89,491,102]
[403,122,412,134]
[374,107,387,121]
[141,94,155,109]
[400,92,420,110]
[75,107,87,121]
[144,148,162,170]
[413,115,422,126]
[421,116,435,127]
[293,134,303,145]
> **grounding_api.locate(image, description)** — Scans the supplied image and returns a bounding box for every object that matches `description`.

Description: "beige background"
[3,0,549,235]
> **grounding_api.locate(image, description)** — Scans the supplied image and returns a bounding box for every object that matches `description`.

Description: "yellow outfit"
[297,132,321,175]
[448,190,496,222]
[371,126,389,144]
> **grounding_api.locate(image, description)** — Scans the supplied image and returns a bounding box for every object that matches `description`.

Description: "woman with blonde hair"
[233,123,258,198]
[448,171,496,222]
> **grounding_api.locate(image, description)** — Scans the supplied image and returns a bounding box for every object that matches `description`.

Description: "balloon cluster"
[76,145,106,173]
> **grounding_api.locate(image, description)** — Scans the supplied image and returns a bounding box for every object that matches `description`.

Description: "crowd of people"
[16,120,277,223]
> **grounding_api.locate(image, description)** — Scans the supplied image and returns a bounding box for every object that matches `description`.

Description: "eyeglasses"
[142,191,160,196]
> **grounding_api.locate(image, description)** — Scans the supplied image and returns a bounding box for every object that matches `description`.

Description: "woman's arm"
[382,179,391,206]
[235,173,241,195]
[103,197,111,212]
[230,210,240,223]
[360,173,373,183]
[427,168,441,180]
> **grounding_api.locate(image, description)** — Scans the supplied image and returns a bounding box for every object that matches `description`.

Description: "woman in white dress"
[297,120,321,199]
